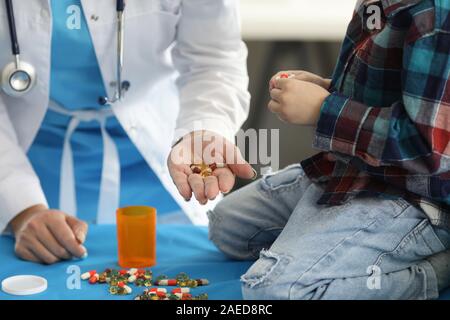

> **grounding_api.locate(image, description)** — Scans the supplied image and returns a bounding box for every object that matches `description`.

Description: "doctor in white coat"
[0,0,254,264]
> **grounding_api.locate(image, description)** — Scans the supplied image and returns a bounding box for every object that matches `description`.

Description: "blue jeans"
[208,164,450,300]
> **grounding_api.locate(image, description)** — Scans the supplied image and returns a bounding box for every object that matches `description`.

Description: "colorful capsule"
[196,279,209,286]
[172,287,190,294]
[88,274,99,284]
[155,279,177,286]
[81,270,97,280]
[149,287,167,294]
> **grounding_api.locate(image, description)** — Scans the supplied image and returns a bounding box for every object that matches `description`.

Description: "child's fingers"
[270,71,291,89]
[268,99,281,113]
[271,70,297,82]
[274,78,291,90]
[269,88,282,102]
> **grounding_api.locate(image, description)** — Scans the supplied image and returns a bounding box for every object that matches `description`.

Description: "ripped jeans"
[207,164,450,300]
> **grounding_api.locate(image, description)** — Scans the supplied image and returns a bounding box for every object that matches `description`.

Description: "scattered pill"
[155,279,177,286]
[172,287,190,294]
[196,279,209,286]
[81,268,208,300]
[81,270,97,280]
[181,293,192,300]
[88,274,99,284]
[128,268,138,275]
[124,285,132,294]
[149,287,167,294]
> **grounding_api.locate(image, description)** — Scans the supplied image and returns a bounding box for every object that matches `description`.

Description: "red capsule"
[196,279,209,286]
[89,275,98,284]
[156,279,177,286]
[181,293,192,300]
[118,281,125,288]
[172,287,190,294]
[149,288,167,293]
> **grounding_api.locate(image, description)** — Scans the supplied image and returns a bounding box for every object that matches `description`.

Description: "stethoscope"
[1,0,130,104]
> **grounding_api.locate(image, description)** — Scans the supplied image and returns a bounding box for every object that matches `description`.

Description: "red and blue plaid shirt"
[301,0,450,228]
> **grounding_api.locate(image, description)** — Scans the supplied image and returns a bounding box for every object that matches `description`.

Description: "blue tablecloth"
[1,224,449,300]
[0,225,252,300]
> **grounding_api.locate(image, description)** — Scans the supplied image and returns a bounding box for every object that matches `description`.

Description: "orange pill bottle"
[116,206,156,268]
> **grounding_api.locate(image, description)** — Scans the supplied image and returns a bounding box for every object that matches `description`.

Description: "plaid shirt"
[301,0,450,229]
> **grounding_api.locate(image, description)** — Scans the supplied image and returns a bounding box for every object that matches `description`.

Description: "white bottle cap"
[1,275,47,296]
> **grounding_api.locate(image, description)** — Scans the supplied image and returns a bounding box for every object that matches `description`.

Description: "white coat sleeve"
[171,0,251,144]
[0,97,48,234]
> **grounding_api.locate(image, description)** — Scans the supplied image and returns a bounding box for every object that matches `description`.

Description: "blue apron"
[27,0,183,224]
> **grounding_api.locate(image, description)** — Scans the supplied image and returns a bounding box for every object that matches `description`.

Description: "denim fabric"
[208,164,450,300]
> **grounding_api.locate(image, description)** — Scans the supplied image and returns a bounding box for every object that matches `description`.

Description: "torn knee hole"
[241,249,292,289]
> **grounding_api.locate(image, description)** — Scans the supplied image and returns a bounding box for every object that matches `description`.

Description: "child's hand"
[268,78,330,126]
[270,70,331,91]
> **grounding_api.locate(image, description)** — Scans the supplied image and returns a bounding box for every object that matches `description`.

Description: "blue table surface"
[1,224,449,300]
[0,225,252,300]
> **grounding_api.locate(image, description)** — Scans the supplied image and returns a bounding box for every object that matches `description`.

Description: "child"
[208,0,450,299]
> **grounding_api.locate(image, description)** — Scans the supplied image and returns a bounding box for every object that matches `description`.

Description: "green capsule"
[109,279,118,286]
[109,286,119,295]
[110,270,119,277]
[155,274,167,281]
[144,279,152,287]
[178,280,188,287]
[134,278,144,286]
[144,270,152,279]
[176,272,189,281]
[98,275,107,283]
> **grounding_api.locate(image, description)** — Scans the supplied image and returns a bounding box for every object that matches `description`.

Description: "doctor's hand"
[168,130,256,205]
[10,204,88,264]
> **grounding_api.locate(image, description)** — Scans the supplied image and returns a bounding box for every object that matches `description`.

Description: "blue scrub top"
[27,0,183,224]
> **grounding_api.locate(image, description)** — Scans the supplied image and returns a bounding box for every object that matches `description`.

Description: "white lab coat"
[0,0,250,232]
